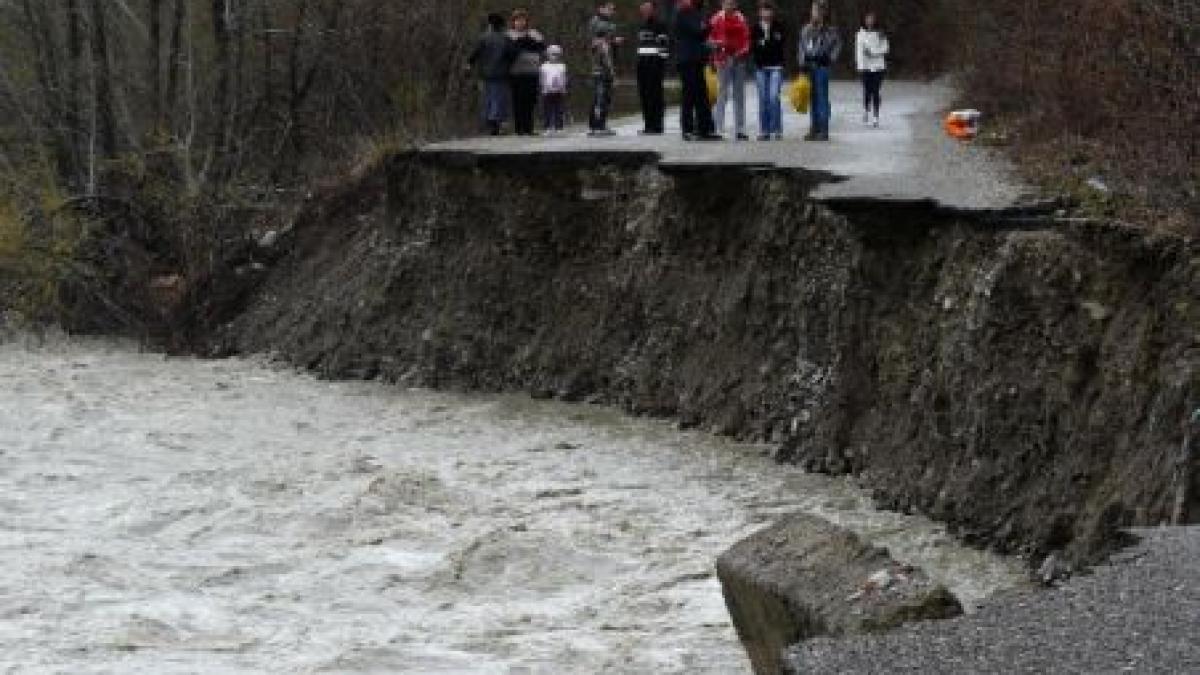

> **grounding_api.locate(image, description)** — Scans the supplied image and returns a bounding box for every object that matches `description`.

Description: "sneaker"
[872,115,880,128]
[588,128,617,137]
[757,134,771,141]
[697,133,724,142]
[803,131,819,141]
[818,131,831,141]
[736,133,750,141]
[682,133,697,142]
[774,133,785,141]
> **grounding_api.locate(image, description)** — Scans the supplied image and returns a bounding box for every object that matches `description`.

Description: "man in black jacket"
[673,0,719,140]
[467,13,512,135]
[751,0,787,140]
[636,2,670,135]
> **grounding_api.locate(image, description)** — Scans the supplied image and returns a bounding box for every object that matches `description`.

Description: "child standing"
[540,45,569,135]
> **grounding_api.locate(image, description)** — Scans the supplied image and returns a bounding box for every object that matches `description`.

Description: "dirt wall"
[214,151,1200,565]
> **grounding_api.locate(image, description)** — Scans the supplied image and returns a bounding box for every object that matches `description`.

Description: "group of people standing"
[468,1,890,143]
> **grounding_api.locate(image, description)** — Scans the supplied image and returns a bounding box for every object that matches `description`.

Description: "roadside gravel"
[791,526,1200,674]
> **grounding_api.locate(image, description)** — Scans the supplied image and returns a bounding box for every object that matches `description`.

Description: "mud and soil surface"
[0,336,1022,673]
[215,151,1199,568]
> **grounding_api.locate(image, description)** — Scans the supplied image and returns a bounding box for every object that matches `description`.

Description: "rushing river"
[0,336,1025,674]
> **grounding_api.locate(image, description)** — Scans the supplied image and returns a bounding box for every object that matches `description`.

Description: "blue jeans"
[809,66,831,134]
[482,80,509,124]
[755,67,783,135]
[714,60,747,135]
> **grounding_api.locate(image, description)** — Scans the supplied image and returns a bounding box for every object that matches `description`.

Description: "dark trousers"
[677,61,715,136]
[862,71,885,115]
[637,57,666,133]
[510,75,539,135]
[589,75,614,131]
[542,92,566,131]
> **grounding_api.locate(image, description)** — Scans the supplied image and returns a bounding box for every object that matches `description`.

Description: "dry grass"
[954,0,1199,236]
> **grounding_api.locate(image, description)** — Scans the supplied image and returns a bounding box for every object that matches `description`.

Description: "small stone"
[1081,301,1111,322]
[258,229,280,248]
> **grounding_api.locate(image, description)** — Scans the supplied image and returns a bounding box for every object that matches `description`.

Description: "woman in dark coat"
[506,9,547,136]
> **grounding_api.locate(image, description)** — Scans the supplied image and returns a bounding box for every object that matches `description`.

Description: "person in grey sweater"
[468,13,513,136]
[798,2,842,141]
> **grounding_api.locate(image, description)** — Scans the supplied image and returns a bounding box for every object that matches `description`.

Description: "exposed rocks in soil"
[716,513,962,675]
[210,150,1200,567]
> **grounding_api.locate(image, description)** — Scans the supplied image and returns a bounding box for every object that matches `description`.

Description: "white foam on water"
[0,337,1024,673]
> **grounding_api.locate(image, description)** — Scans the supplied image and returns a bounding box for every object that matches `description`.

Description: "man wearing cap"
[635,2,670,135]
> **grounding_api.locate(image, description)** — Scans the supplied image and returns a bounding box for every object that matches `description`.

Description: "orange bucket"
[944,109,982,140]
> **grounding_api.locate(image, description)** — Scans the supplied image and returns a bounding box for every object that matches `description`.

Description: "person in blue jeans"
[751,1,787,140]
[798,1,841,141]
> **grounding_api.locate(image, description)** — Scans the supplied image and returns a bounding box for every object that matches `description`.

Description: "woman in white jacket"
[855,11,889,127]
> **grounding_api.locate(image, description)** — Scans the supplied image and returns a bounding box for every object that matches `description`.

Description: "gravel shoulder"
[791,526,1200,674]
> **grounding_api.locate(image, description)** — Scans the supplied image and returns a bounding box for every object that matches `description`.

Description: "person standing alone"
[468,13,513,136]
[635,2,670,135]
[856,10,889,128]
[673,0,719,140]
[588,2,623,137]
[798,1,841,141]
[751,1,787,140]
[507,9,546,137]
[710,0,751,140]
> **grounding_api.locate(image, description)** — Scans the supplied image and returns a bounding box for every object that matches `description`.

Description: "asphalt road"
[425,80,1032,211]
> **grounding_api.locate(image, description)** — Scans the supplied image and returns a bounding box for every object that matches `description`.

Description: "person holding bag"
[751,1,787,140]
[709,0,752,141]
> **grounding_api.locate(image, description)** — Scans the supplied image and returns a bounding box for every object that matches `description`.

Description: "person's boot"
[803,129,819,141]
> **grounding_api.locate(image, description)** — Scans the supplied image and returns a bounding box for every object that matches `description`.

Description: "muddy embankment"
[208,150,1199,567]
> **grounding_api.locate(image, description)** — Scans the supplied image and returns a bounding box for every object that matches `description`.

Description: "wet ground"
[426,80,1031,211]
[0,336,1024,674]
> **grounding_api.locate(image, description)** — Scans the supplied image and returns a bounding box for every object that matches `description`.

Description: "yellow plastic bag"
[788,75,811,114]
[705,66,719,103]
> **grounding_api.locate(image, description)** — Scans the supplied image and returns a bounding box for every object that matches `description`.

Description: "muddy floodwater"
[0,337,1025,674]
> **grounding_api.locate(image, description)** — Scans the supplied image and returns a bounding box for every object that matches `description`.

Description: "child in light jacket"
[855,11,890,127]
[540,45,569,134]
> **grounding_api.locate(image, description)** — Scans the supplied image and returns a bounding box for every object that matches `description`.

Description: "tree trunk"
[165,0,185,133]
[90,0,118,160]
[148,0,163,133]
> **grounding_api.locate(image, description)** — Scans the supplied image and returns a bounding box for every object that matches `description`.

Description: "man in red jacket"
[710,0,751,140]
